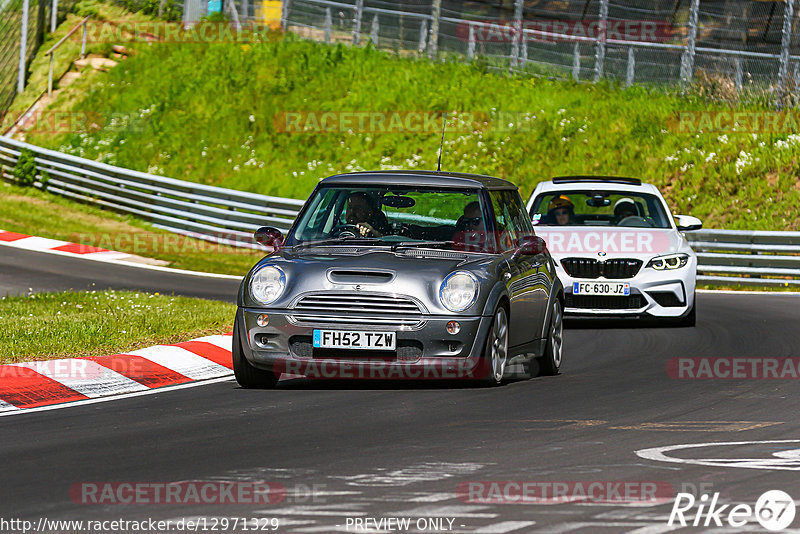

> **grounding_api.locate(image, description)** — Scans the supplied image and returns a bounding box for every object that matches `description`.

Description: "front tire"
[538,298,563,376]
[232,316,279,389]
[480,306,509,386]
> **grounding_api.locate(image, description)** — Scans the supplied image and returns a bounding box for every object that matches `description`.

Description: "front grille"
[565,294,646,310]
[289,336,423,361]
[290,292,425,328]
[561,258,643,279]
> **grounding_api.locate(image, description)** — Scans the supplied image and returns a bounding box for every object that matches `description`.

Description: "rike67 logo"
[669,490,796,531]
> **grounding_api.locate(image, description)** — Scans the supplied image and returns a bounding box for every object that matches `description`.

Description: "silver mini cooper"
[233,171,564,387]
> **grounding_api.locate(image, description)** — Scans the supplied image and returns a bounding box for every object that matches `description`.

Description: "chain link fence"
[268,0,800,104]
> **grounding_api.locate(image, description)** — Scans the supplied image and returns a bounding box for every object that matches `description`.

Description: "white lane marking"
[472,522,536,533]
[543,522,654,533]
[128,345,231,380]
[0,240,242,280]
[192,334,233,351]
[408,493,455,503]
[0,376,236,418]
[6,236,69,250]
[9,360,149,397]
[625,525,683,534]
[0,400,19,411]
[387,505,497,519]
[636,439,800,471]
[334,463,485,487]
[255,505,369,517]
[697,289,800,296]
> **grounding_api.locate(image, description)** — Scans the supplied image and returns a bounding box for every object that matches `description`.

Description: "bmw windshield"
[530,191,671,228]
[286,185,491,251]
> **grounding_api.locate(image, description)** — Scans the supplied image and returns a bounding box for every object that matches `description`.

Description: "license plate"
[573,281,630,296]
[313,330,396,350]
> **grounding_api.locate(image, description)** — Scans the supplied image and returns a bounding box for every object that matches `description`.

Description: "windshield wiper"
[391,241,454,252]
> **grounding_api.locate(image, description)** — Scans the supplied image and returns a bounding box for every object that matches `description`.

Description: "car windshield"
[530,190,671,228]
[287,185,492,251]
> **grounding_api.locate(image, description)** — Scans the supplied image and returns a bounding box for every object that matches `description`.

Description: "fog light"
[256,314,270,327]
[446,321,461,335]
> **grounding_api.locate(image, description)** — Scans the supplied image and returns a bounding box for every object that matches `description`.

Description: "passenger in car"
[548,195,576,225]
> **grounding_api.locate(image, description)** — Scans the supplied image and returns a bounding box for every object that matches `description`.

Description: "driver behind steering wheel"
[345,192,390,237]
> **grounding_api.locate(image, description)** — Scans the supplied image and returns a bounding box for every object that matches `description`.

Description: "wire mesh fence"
[263,0,800,104]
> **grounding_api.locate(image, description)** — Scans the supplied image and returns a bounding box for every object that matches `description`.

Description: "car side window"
[489,191,518,252]
[503,190,534,235]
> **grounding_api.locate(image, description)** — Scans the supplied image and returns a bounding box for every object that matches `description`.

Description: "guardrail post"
[370,13,379,46]
[625,47,635,87]
[573,42,580,81]
[280,0,291,31]
[510,0,524,69]
[324,7,332,44]
[17,0,30,93]
[418,18,428,53]
[48,53,53,96]
[352,0,364,45]
[680,0,700,87]
[51,0,58,32]
[593,0,608,82]
[467,23,476,59]
[735,57,743,91]
[776,0,796,108]
[520,33,527,67]
[81,20,87,58]
[428,0,441,58]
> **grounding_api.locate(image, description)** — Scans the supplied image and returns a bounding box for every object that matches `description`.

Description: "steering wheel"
[617,216,653,228]
[331,224,362,238]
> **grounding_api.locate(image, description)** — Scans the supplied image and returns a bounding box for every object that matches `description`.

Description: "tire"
[479,306,509,386]
[678,300,696,327]
[538,298,563,376]
[232,316,279,389]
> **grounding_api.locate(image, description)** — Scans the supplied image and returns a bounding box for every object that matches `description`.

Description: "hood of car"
[244,246,502,315]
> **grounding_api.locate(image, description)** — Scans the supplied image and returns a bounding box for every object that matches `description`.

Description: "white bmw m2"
[527,176,702,326]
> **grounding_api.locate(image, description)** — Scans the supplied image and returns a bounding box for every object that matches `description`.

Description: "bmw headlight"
[439,271,479,312]
[250,265,286,305]
[647,253,689,270]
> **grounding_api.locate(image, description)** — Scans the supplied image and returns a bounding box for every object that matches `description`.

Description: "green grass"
[0,182,263,275]
[21,31,800,231]
[0,289,235,362]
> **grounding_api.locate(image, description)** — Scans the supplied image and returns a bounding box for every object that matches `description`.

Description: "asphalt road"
[2,248,800,532]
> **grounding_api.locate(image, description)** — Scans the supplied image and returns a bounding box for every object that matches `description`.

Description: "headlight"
[439,271,479,312]
[647,253,689,270]
[250,265,286,305]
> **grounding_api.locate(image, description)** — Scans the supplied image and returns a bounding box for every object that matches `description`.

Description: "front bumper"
[559,266,696,318]
[237,308,496,379]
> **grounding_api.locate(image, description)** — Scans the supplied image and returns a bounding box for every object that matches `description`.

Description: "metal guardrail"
[686,229,800,286]
[1,135,799,286]
[0,135,305,249]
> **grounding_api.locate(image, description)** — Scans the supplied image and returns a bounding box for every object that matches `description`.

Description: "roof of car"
[321,170,517,190]
[535,176,659,194]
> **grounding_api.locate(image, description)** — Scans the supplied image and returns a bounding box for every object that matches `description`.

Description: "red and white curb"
[0,229,242,279]
[0,334,234,412]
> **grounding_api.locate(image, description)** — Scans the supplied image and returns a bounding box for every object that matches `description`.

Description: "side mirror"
[254,226,284,249]
[675,215,703,232]
[518,234,547,255]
